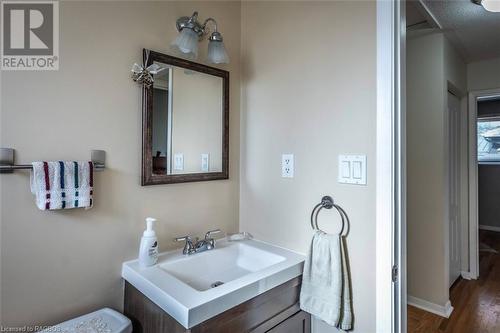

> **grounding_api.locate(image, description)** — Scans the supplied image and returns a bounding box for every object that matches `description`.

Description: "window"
[478,117,500,163]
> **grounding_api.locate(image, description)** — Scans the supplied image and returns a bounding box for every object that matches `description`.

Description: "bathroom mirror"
[141,49,229,185]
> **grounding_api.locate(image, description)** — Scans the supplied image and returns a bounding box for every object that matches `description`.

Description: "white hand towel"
[300,230,353,330]
[30,161,94,210]
[339,236,353,330]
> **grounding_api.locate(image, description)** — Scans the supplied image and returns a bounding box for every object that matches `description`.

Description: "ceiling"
[407,1,434,29]
[408,0,500,63]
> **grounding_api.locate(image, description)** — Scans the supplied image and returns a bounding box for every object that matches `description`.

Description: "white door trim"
[447,91,462,287]
[407,296,454,318]
[468,88,500,279]
[376,1,406,332]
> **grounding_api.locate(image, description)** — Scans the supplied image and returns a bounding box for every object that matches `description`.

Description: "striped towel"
[30,161,94,210]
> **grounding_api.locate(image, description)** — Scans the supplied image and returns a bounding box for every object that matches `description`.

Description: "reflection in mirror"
[142,50,229,185]
[152,65,170,174]
[151,62,223,175]
[170,67,223,175]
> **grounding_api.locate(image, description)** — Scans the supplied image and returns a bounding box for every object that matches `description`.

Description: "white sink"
[159,241,286,291]
[122,238,304,328]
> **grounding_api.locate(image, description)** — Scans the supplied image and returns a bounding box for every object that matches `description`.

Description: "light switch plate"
[174,153,184,171]
[282,154,294,178]
[338,155,367,185]
[201,153,209,172]
[352,161,362,179]
[341,161,351,178]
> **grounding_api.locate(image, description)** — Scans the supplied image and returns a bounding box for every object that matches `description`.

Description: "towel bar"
[0,148,105,174]
[310,195,350,236]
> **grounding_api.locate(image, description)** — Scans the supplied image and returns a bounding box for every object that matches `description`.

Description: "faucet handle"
[174,235,197,255]
[175,235,200,244]
[205,229,221,239]
[175,235,192,242]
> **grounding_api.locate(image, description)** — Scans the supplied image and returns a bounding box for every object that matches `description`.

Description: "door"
[448,91,462,286]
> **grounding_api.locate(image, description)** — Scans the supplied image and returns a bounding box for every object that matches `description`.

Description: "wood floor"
[408,230,500,333]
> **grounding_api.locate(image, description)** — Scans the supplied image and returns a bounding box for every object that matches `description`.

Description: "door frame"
[468,88,500,279]
[376,1,406,332]
[446,89,463,287]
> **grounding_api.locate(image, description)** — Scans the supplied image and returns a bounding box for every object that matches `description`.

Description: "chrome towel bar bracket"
[310,195,350,236]
[0,148,106,174]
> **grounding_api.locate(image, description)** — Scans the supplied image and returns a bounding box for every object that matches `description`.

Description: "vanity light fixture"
[171,11,230,64]
[472,0,500,12]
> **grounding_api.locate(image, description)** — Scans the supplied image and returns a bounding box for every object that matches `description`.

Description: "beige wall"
[406,32,467,307]
[467,57,500,91]
[1,1,381,330]
[240,2,376,332]
[0,1,241,326]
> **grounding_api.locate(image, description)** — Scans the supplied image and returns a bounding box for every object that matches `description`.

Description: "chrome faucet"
[174,235,197,255]
[175,229,221,255]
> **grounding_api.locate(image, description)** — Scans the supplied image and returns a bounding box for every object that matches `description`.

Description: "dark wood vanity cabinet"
[264,311,311,333]
[124,276,311,333]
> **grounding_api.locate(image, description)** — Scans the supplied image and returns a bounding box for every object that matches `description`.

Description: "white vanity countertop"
[121,239,305,328]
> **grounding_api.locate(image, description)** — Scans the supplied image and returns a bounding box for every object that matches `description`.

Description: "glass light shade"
[482,0,500,12]
[207,40,229,64]
[171,28,198,59]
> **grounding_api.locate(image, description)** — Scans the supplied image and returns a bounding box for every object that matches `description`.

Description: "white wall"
[468,57,500,91]
[240,2,376,332]
[0,1,241,326]
[406,32,466,307]
[468,58,500,232]
[444,35,470,278]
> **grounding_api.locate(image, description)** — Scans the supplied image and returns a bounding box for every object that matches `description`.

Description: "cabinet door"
[266,311,311,333]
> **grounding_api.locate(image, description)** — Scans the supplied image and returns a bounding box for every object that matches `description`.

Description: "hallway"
[408,230,500,333]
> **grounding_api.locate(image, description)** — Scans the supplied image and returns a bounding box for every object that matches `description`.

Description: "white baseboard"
[461,271,472,280]
[479,224,500,232]
[407,295,454,318]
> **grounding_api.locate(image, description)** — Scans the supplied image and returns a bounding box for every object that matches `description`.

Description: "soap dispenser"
[139,217,158,267]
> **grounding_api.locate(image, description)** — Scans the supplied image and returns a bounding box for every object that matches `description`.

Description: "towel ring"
[310,196,350,236]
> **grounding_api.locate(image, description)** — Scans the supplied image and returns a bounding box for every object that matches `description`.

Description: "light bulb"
[171,28,199,59]
[482,0,500,12]
[207,31,229,64]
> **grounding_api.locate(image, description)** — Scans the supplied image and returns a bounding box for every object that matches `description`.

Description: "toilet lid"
[39,308,132,333]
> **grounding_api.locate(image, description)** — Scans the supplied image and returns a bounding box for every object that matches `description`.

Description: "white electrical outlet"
[174,153,184,171]
[282,154,294,178]
[201,153,210,172]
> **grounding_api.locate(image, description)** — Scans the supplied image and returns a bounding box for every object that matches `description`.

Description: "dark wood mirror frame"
[141,49,229,185]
